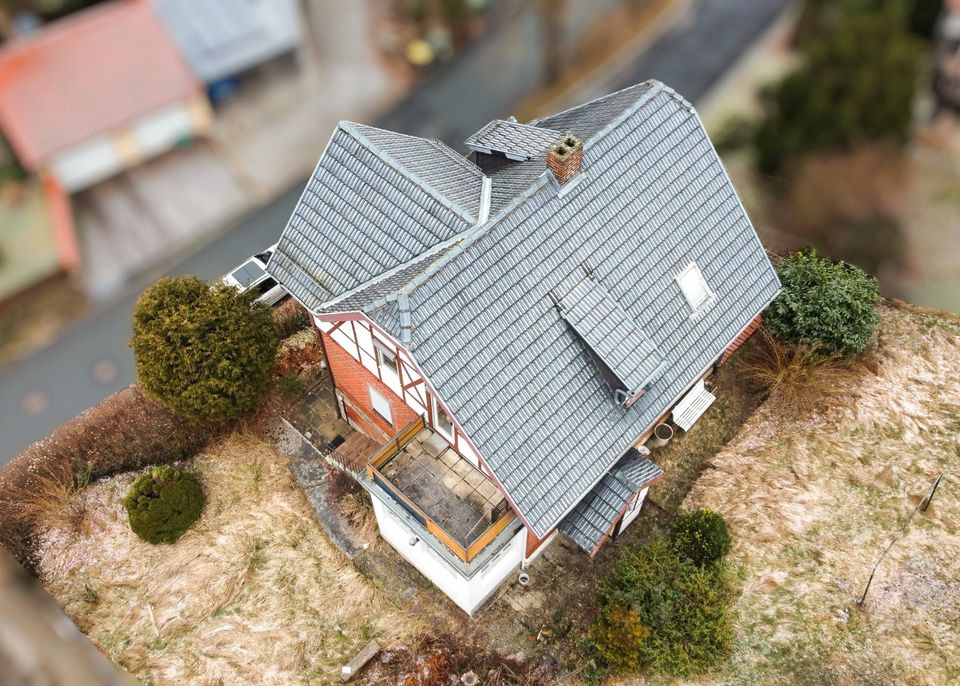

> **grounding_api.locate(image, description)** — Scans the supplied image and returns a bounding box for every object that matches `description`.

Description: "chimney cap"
[548,132,583,160]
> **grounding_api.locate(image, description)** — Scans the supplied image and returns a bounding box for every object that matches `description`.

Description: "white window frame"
[432,395,455,441]
[368,385,393,425]
[676,261,715,313]
[373,340,399,385]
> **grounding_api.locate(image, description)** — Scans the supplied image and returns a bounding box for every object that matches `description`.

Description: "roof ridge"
[341,121,482,224]
[363,83,677,320]
[581,80,666,151]
[529,80,656,129]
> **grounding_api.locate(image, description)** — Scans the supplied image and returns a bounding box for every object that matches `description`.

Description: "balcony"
[367,417,515,563]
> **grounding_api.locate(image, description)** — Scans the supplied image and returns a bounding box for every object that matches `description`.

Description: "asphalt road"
[0,0,791,464]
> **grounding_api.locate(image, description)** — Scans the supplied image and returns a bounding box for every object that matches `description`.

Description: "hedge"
[0,385,221,570]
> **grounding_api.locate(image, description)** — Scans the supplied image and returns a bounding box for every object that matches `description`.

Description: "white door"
[619,487,649,532]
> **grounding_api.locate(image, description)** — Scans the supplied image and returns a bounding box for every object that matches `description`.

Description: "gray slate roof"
[153,0,301,83]
[268,121,482,310]
[556,278,665,399]
[465,119,561,160]
[558,450,664,553]
[530,82,656,140]
[270,81,781,538]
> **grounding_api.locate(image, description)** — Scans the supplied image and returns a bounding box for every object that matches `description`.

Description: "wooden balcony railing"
[366,416,515,563]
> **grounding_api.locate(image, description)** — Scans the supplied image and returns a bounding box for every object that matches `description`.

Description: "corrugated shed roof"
[465,119,561,160]
[271,81,781,538]
[153,0,301,82]
[0,0,201,168]
[556,278,665,399]
[268,121,480,309]
[558,450,664,553]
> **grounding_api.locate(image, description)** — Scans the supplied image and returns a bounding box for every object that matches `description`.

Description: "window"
[368,386,393,424]
[254,277,278,296]
[374,340,399,381]
[432,395,454,440]
[676,262,715,313]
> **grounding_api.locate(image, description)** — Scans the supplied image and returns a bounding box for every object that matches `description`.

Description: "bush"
[278,373,306,399]
[0,386,220,570]
[131,276,280,421]
[765,248,880,356]
[594,539,736,677]
[124,466,205,544]
[273,298,311,339]
[672,509,732,567]
[588,606,648,672]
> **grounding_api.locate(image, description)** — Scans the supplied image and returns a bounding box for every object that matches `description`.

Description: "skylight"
[676,262,715,313]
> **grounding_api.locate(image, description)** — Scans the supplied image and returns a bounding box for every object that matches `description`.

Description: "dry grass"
[734,327,877,419]
[36,433,425,685]
[682,303,960,685]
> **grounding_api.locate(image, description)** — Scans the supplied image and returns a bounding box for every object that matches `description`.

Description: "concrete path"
[0,0,793,465]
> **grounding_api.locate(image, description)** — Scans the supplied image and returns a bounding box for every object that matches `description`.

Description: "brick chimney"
[546,133,583,184]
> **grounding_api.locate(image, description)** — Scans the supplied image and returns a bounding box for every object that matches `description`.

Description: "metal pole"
[857,472,943,607]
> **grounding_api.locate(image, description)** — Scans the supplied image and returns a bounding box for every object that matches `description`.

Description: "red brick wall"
[719,314,762,365]
[322,330,418,439]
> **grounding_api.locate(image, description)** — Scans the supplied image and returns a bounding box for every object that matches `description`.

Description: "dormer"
[465,118,562,161]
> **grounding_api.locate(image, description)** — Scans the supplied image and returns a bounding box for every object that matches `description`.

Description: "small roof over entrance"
[555,278,665,404]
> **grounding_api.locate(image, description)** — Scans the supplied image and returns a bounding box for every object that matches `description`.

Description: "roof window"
[676,262,715,313]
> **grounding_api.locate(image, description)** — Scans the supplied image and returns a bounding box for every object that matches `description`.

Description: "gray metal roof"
[270,81,781,538]
[556,278,665,400]
[465,119,562,160]
[153,0,301,82]
[558,450,664,553]
[268,121,481,310]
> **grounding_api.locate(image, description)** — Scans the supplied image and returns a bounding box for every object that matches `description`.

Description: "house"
[152,0,302,91]
[0,0,211,192]
[267,81,781,615]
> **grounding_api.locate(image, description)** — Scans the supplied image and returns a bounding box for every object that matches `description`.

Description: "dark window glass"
[255,277,278,296]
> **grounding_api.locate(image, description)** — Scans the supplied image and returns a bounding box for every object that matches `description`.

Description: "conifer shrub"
[672,508,732,567]
[765,248,880,356]
[592,539,736,677]
[588,606,648,672]
[124,466,205,544]
[131,276,279,421]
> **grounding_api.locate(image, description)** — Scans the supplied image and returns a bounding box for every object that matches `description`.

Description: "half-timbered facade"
[267,81,781,614]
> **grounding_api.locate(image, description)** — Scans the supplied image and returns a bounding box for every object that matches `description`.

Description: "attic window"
[676,262,715,313]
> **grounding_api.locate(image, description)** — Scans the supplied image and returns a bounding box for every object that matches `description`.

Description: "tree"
[754,3,924,174]
[765,248,881,356]
[131,276,279,422]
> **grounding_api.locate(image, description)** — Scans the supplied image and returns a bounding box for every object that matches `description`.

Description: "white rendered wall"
[50,101,203,192]
[371,497,524,615]
[50,137,119,192]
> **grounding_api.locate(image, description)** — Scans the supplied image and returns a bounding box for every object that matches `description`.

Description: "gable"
[268,123,481,310]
